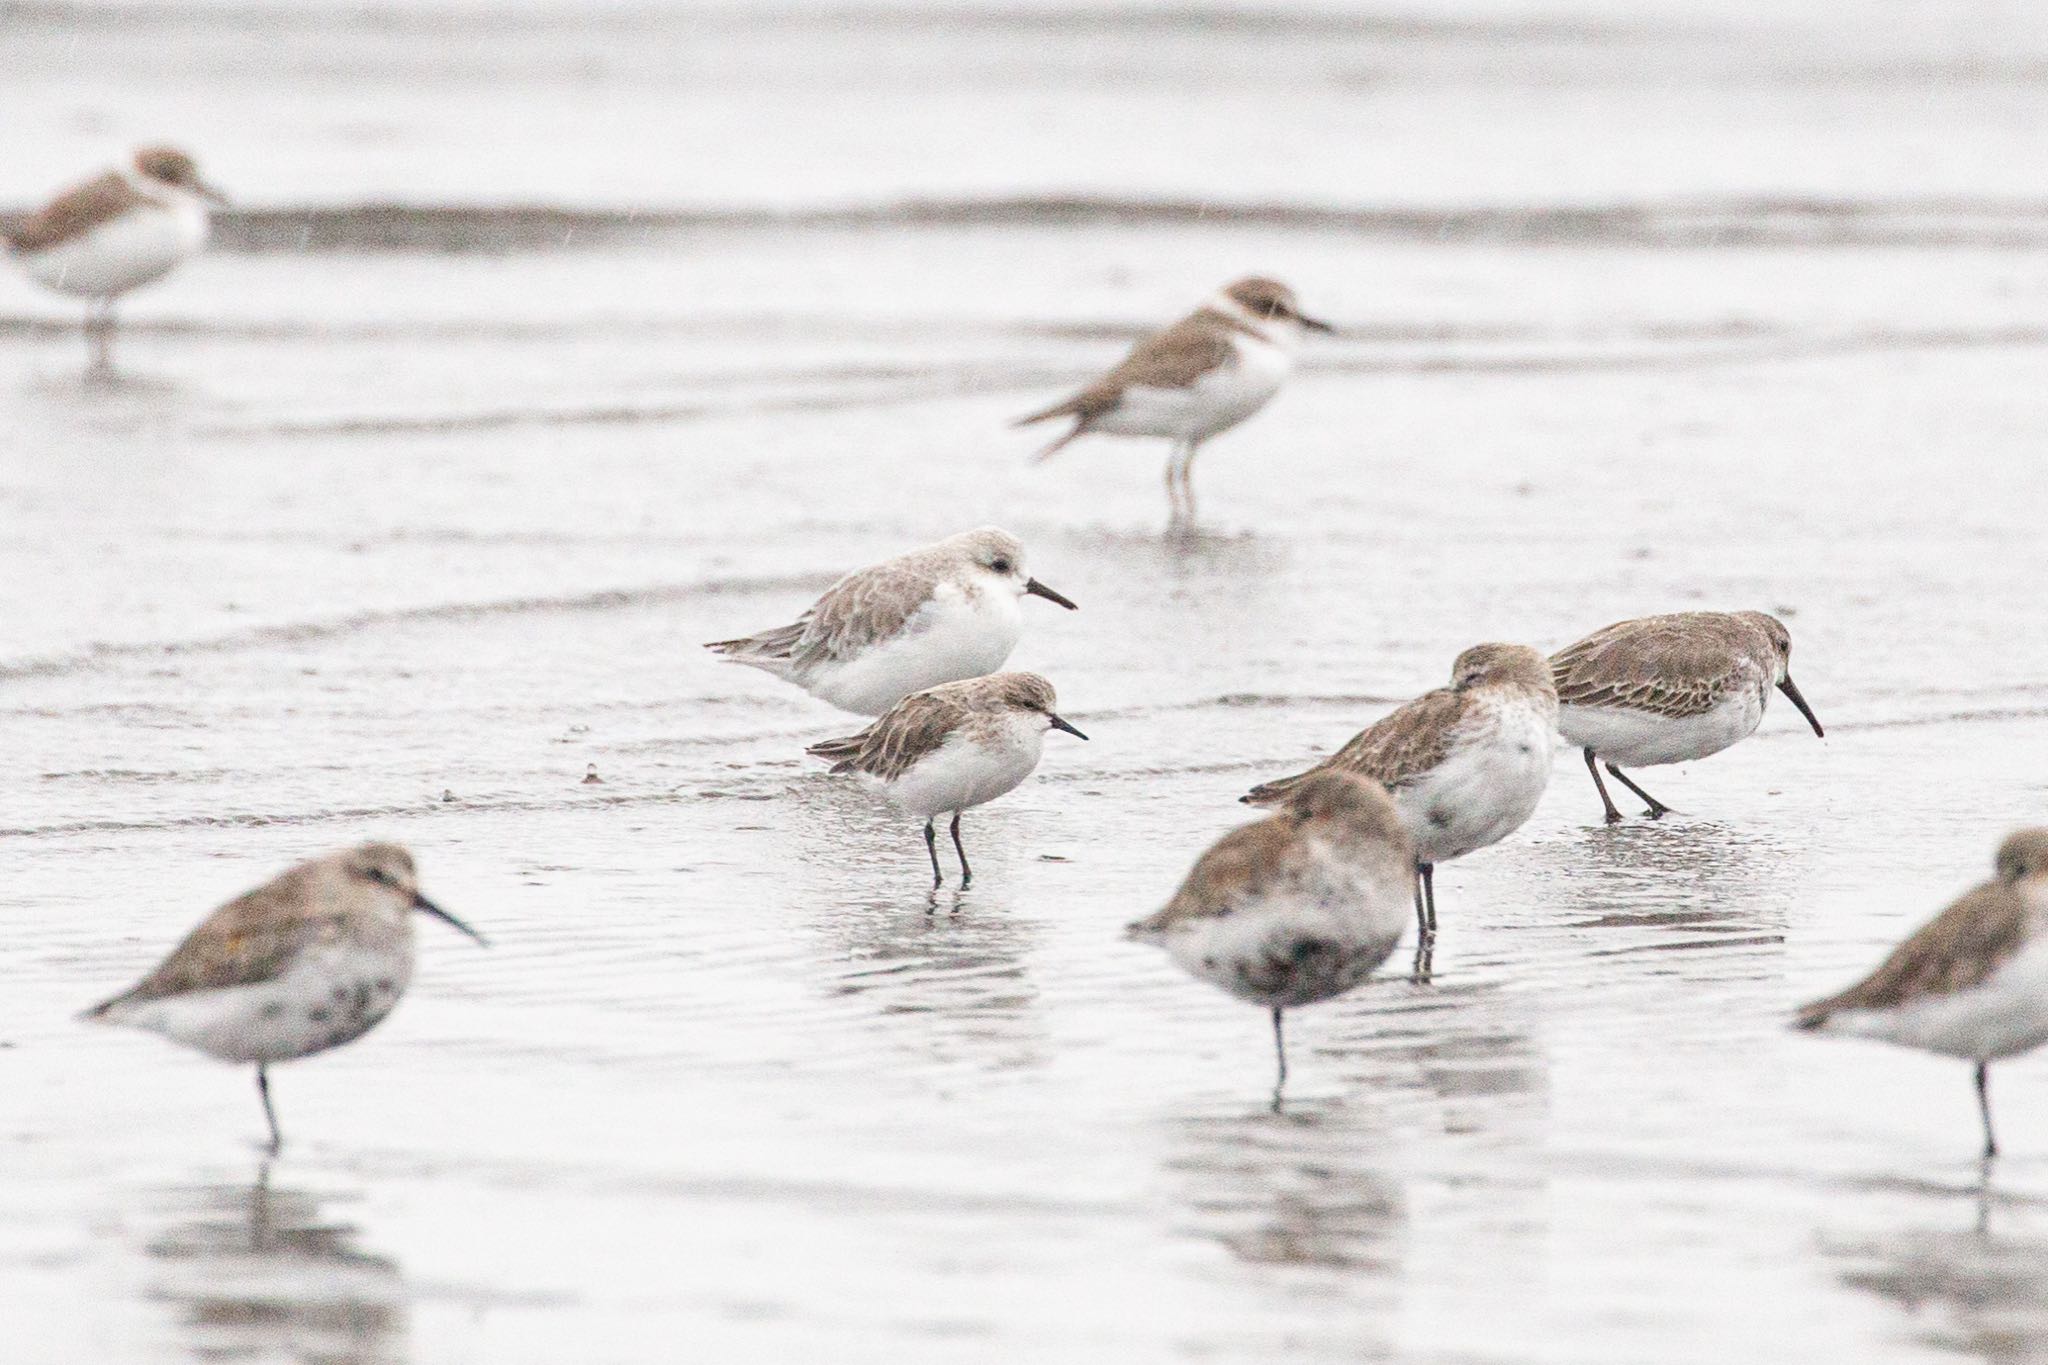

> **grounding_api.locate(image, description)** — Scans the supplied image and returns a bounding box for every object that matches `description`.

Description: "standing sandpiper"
[1015,277,1333,531]
[1550,610,1824,823]
[1242,644,1558,950]
[4,146,226,375]
[1796,829,2048,1160]
[706,527,1077,716]
[82,843,487,1152]
[1129,771,1414,1108]
[807,672,1088,888]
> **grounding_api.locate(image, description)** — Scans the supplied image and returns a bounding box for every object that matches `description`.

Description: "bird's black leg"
[1605,762,1673,819]
[949,811,972,887]
[255,1064,283,1155]
[1421,862,1438,934]
[1181,442,1202,529]
[1583,747,1624,823]
[923,819,942,889]
[1978,1061,1999,1160]
[1411,865,1429,940]
[1270,1007,1287,1112]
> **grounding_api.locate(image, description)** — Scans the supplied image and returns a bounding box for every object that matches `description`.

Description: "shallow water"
[6,2,2048,1362]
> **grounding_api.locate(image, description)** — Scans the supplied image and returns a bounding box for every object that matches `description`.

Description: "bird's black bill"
[1778,677,1825,738]
[197,182,231,207]
[1298,314,1336,334]
[1049,714,1089,740]
[1025,578,1079,610]
[414,893,490,946]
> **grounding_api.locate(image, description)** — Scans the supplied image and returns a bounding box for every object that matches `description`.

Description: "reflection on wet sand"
[1560,818,1793,946]
[1831,1189,2048,1364]
[144,1168,406,1365]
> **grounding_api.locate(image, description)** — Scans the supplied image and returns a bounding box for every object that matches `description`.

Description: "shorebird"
[1550,610,1824,823]
[1796,829,2048,1160]
[706,527,1077,716]
[1242,643,1557,950]
[807,671,1087,888]
[1129,771,1414,1107]
[3,146,226,374]
[81,843,486,1152]
[1015,276,1332,530]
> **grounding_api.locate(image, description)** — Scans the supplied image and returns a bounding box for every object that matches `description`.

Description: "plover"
[4,146,226,374]
[1796,829,2048,1159]
[706,527,1077,716]
[1128,771,1413,1106]
[807,671,1087,888]
[81,843,486,1152]
[1015,276,1332,530]
[1242,643,1557,947]
[1550,610,1824,823]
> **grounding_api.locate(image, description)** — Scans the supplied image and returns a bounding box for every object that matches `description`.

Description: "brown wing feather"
[1129,817,1298,935]
[1244,688,1467,804]
[1016,313,1240,427]
[1551,614,1756,719]
[707,560,935,670]
[807,688,967,782]
[84,865,340,1011]
[7,173,149,253]
[1796,882,2036,1026]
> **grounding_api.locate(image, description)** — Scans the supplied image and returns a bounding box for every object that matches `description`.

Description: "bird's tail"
[1239,773,1303,807]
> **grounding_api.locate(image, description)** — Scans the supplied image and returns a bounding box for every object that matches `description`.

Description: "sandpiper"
[1550,610,1824,823]
[1129,771,1414,1107]
[1242,643,1557,948]
[807,671,1087,888]
[81,843,486,1152]
[1015,276,1332,530]
[4,146,226,374]
[707,527,1077,716]
[1796,829,2048,1159]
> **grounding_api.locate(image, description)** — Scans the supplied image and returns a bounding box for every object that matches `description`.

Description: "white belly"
[100,940,414,1065]
[1094,337,1292,443]
[1396,707,1556,866]
[800,587,1022,716]
[1558,689,1763,768]
[15,198,208,299]
[1818,935,2048,1062]
[873,723,1045,820]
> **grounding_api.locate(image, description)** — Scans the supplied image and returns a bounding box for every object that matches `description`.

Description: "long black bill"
[1049,713,1089,740]
[197,181,231,207]
[1298,314,1337,334]
[414,893,490,946]
[1778,677,1825,738]
[1025,578,1078,610]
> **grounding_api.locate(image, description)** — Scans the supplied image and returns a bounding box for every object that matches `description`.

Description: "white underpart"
[1815,928,2048,1062]
[800,576,1025,715]
[1558,686,1765,768]
[15,179,210,299]
[1095,300,1302,444]
[1155,833,1412,1009]
[1397,693,1557,865]
[868,711,1047,821]
[95,938,414,1065]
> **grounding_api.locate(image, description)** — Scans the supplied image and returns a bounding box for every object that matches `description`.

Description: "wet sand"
[6,3,2048,1362]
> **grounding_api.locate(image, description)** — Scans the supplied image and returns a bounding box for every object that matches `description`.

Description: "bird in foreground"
[1128,771,1414,1108]
[82,843,487,1153]
[3,146,226,375]
[807,671,1087,888]
[1549,610,1824,823]
[1015,276,1333,531]
[706,527,1077,716]
[1242,644,1558,952]
[1796,829,2048,1160]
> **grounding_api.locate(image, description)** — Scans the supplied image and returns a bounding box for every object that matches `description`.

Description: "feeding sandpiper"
[1129,771,1414,1107]
[1796,829,2048,1160]
[706,527,1077,716]
[1550,610,1824,823]
[81,843,486,1153]
[1015,276,1332,531]
[807,671,1087,888]
[1242,644,1558,952]
[3,146,226,375]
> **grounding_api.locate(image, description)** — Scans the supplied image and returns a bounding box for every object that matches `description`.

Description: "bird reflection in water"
[144,1165,406,1365]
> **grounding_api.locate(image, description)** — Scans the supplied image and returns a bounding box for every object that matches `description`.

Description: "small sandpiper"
[1015,277,1333,531]
[807,671,1087,888]
[1550,610,1824,823]
[4,146,226,374]
[1129,771,1414,1108]
[706,527,1077,716]
[1796,829,2048,1160]
[81,843,486,1152]
[1242,643,1558,949]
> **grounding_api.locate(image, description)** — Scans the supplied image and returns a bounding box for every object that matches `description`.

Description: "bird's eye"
[990,558,1012,573]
